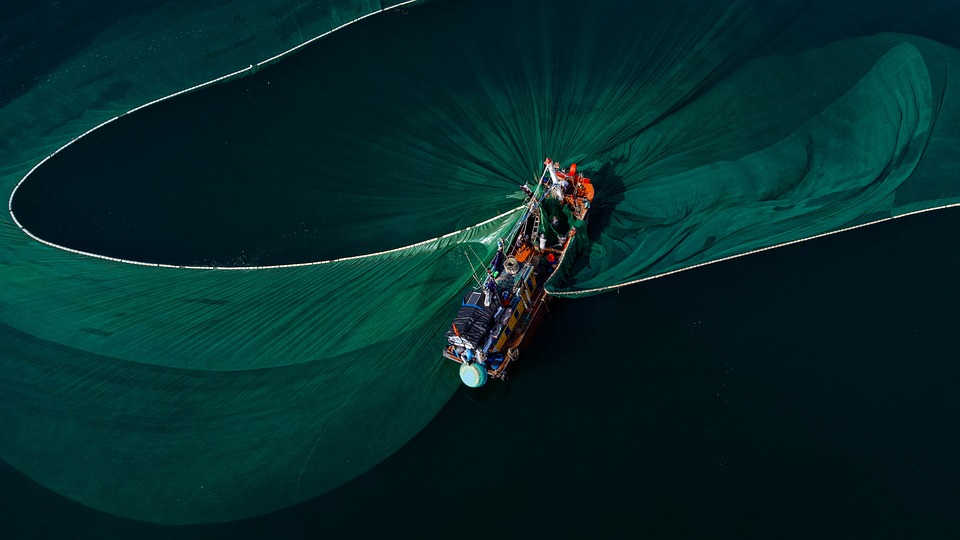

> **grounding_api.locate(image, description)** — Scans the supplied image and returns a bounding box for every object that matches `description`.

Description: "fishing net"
[2,0,959,525]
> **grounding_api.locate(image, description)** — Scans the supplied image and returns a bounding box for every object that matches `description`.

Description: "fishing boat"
[442,158,594,387]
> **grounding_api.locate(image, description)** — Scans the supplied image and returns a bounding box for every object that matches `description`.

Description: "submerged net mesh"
[2,0,960,525]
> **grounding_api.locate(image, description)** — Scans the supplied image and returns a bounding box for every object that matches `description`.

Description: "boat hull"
[440,158,593,385]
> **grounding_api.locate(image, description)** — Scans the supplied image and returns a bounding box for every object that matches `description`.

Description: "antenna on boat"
[466,244,497,282]
[463,251,485,288]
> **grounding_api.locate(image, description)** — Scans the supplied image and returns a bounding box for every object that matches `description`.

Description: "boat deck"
[441,158,593,385]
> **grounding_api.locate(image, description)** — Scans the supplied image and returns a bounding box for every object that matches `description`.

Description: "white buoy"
[459,362,488,388]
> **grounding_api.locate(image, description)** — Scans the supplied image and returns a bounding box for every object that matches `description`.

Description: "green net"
[2,0,960,525]
[558,34,960,295]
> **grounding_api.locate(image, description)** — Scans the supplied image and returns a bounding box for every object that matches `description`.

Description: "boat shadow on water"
[584,157,627,244]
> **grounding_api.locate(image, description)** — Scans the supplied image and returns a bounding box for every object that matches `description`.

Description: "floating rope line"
[5,0,511,272]
[549,202,960,298]
[7,191,521,270]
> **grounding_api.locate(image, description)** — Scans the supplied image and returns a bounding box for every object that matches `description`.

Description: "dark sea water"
[1,208,958,538]
[3,0,960,538]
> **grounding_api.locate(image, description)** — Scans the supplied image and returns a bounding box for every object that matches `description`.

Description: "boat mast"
[544,158,561,185]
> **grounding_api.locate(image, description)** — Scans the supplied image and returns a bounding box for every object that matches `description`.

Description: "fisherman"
[513,237,533,263]
[483,276,498,307]
[545,160,569,199]
[490,239,506,273]
[516,234,530,250]
[546,253,557,270]
[549,179,568,200]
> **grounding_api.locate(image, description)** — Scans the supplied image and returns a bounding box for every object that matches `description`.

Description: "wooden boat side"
[441,232,572,381]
